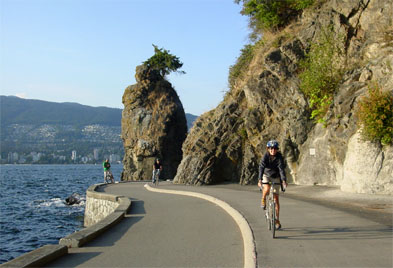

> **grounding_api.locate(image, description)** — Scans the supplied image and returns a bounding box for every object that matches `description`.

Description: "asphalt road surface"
[47,182,243,267]
[159,183,392,268]
[47,181,392,267]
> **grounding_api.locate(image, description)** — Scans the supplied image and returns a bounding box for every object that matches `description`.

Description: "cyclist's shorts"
[262,175,281,194]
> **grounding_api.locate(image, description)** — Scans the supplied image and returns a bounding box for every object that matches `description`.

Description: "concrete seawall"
[1,183,131,267]
[84,184,120,227]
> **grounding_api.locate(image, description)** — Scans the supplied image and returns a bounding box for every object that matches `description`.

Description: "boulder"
[342,131,393,194]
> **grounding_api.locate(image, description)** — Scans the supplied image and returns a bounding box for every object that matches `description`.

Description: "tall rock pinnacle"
[121,64,187,181]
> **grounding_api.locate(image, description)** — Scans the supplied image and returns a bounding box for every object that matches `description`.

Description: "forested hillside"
[0,96,121,126]
[1,96,198,131]
[1,96,197,164]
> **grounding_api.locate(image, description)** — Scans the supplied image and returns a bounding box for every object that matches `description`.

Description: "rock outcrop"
[121,65,187,181]
[174,0,393,194]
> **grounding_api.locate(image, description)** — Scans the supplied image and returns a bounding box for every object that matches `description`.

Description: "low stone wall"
[84,184,120,227]
[59,183,131,248]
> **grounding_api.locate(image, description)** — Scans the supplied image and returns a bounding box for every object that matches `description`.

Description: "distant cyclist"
[103,159,114,183]
[152,158,162,184]
[258,140,288,230]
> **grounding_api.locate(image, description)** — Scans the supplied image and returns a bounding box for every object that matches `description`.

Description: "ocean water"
[0,164,123,264]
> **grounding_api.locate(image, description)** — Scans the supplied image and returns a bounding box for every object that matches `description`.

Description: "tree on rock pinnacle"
[143,44,185,77]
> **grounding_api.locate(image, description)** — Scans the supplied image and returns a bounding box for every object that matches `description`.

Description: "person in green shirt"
[103,159,114,183]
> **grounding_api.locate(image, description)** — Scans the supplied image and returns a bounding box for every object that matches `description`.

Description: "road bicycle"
[263,181,285,238]
[105,172,115,184]
[152,169,160,186]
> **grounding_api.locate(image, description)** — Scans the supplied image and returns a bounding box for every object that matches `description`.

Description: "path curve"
[144,183,257,268]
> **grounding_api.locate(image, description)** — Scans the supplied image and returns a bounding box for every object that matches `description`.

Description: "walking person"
[152,158,162,184]
[103,159,114,183]
[258,140,288,229]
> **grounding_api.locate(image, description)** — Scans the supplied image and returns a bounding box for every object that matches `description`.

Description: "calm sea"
[0,164,123,264]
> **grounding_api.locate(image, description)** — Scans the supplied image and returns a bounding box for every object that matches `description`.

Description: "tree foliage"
[299,25,344,125]
[228,43,255,88]
[235,0,314,32]
[143,44,185,77]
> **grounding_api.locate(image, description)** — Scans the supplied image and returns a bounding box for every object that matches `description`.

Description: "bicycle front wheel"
[266,210,271,230]
[267,198,273,231]
[271,201,276,238]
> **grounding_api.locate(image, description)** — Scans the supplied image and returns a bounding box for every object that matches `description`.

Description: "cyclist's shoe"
[261,198,266,210]
[275,220,281,230]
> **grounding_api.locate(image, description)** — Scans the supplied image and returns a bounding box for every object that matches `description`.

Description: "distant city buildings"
[71,150,77,161]
[8,152,19,163]
[1,122,124,165]
[93,149,100,161]
[1,148,122,164]
[109,154,121,163]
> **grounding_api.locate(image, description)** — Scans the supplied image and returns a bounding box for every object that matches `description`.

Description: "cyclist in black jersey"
[258,140,288,230]
[152,158,163,183]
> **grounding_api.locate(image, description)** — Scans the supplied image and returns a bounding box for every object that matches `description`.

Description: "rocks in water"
[121,64,187,181]
[65,193,81,206]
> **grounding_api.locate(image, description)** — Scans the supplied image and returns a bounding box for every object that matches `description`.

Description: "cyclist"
[152,158,162,184]
[258,140,288,230]
[103,159,114,183]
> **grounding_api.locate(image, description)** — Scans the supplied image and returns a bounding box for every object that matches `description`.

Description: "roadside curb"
[0,245,67,268]
[144,183,257,268]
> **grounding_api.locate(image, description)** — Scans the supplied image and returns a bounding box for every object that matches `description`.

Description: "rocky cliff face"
[174,0,393,194]
[121,65,187,181]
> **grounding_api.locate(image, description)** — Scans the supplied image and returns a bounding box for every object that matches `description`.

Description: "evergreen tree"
[143,44,185,77]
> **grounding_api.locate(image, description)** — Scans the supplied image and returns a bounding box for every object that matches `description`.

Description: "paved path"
[46,182,243,267]
[158,183,392,268]
[48,181,393,267]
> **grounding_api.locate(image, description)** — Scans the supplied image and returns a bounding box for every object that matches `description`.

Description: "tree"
[235,0,314,32]
[143,44,185,77]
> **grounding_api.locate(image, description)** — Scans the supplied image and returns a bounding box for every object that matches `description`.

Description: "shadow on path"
[45,199,144,267]
[277,225,393,240]
[83,200,144,248]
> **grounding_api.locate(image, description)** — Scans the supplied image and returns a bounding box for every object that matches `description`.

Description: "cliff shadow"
[276,225,393,240]
[46,200,145,267]
[82,199,145,247]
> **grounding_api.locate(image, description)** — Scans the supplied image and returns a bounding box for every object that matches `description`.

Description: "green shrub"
[235,0,314,32]
[143,44,185,77]
[238,128,248,140]
[356,83,393,145]
[228,43,255,88]
[299,25,344,125]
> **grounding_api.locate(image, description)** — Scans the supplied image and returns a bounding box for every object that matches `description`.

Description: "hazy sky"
[1,0,249,115]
